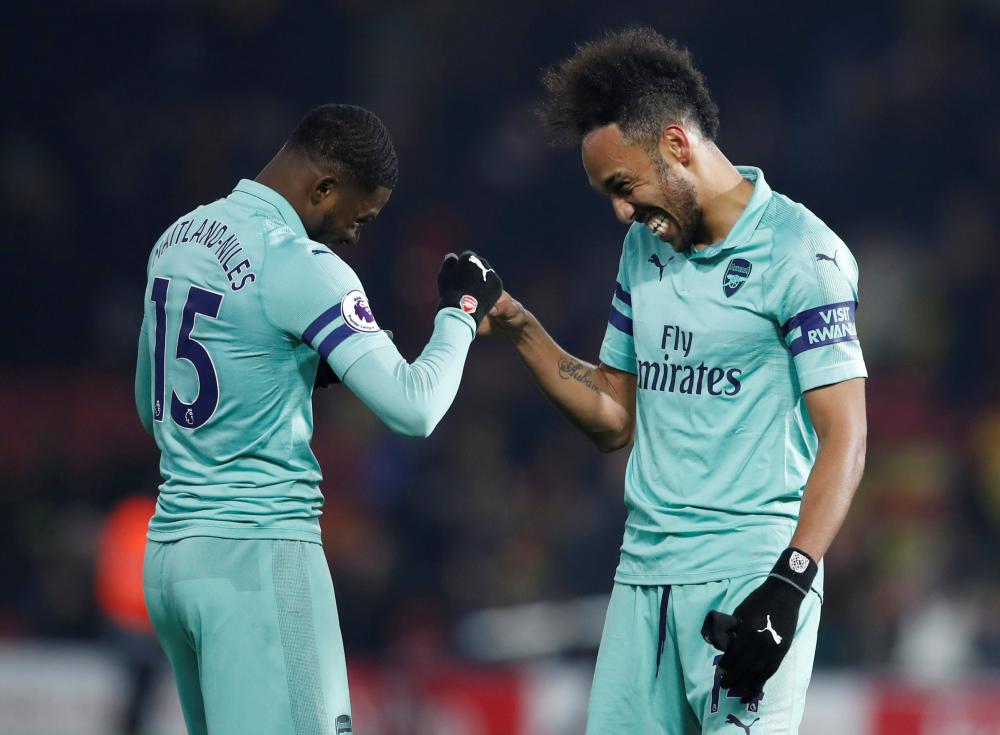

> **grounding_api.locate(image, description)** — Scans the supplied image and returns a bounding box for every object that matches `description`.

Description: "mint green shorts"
[587,576,821,734]
[143,537,353,735]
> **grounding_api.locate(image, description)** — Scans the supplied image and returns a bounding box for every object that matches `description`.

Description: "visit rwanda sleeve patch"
[781,301,858,356]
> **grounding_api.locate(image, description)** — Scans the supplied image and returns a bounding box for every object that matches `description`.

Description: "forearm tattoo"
[558,358,604,395]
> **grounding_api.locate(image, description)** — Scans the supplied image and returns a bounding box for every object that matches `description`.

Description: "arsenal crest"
[723,258,752,297]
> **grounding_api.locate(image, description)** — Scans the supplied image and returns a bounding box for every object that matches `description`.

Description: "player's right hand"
[436,250,503,327]
[477,291,529,340]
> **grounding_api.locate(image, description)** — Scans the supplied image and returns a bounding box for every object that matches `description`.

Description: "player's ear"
[659,125,692,166]
[311,174,340,204]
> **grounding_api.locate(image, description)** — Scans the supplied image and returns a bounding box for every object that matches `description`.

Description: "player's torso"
[143,197,322,507]
[612,172,859,585]
[615,226,811,583]
[626,229,797,435]
[620,222,816,540]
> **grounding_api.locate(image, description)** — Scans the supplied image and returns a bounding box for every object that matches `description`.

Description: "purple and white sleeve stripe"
[302,305,341,346]
[614,281,632,307]
[609,282,633,336]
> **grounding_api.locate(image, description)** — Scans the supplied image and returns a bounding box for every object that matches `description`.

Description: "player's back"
[140,181,335,543]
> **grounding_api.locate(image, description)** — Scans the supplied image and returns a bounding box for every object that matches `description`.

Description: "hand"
[477,291,530,340]
[437,251,503,327]
[701,548,817,703]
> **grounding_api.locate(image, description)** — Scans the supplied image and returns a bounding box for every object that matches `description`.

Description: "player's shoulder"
[268,234,349,268]
[147,202,214,270]
[261,235,363,294]
[251,207,301,248]
[763,192,850,266]
[761,192,861,291]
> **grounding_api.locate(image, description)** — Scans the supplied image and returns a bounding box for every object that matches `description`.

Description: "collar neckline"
[231,179,308,239]
[687,166,771,261]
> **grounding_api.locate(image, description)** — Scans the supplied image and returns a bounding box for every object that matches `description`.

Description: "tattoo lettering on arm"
[558,358,604,396]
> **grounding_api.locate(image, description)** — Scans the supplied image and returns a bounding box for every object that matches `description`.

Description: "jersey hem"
[147,524,322,544]
[613,566,824,600]
[797,362,868,393]
[599,347,637,374]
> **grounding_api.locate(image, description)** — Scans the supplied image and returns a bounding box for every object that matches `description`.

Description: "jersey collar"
[230,179,308,239]
[687,166,771,261]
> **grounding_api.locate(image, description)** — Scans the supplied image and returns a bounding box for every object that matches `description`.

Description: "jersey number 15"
[150,277,223,430]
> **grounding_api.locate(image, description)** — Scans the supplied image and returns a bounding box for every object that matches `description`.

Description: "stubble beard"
[652,156,705,252]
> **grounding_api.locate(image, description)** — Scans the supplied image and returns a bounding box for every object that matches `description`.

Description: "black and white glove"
[701,547,817,703]
[436,250,503,327]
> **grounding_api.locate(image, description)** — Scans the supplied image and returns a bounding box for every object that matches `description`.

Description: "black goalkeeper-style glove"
[436,250,503,327]
[701,547,818,704]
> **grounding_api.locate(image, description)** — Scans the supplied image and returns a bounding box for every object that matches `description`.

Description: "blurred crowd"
[2,0,998,680]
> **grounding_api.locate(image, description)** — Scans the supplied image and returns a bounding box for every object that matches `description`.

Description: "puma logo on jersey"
[815,252,839,270]
[468,254,493,281]
[648,254,673,281]
[757,615,782,645]
[726,714,760,733]
[311,249,334,256]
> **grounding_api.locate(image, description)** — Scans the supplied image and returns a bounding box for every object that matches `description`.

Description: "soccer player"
[135,104,502,735]
[481,29,867,733]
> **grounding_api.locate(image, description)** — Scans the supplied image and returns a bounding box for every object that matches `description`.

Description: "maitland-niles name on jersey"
[636,324,742,396]
[153,216,257,291]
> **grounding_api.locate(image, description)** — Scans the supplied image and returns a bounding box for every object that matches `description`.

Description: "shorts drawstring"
[655,585,671,677]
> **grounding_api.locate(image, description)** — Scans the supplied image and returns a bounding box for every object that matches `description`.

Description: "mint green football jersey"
[599,167,867,590]
[138,179,393,543]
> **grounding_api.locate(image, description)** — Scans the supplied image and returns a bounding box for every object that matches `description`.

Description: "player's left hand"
[477,291,529,339]
[701,547,817,703]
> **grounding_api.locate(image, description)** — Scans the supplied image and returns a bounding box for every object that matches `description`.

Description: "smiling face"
[582,123,703,252]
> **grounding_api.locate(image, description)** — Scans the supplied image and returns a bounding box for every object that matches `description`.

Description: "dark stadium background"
[2,1,998,733]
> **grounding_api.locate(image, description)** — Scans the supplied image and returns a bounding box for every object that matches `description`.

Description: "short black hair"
[538,27,719,148]
[287,104,399,190]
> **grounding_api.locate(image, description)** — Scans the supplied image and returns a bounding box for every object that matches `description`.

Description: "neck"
[690,145,753,251]
[255,147,309,221]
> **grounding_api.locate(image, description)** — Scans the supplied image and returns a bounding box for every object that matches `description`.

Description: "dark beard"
[652,157,705,250]
[313,208,351,246]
